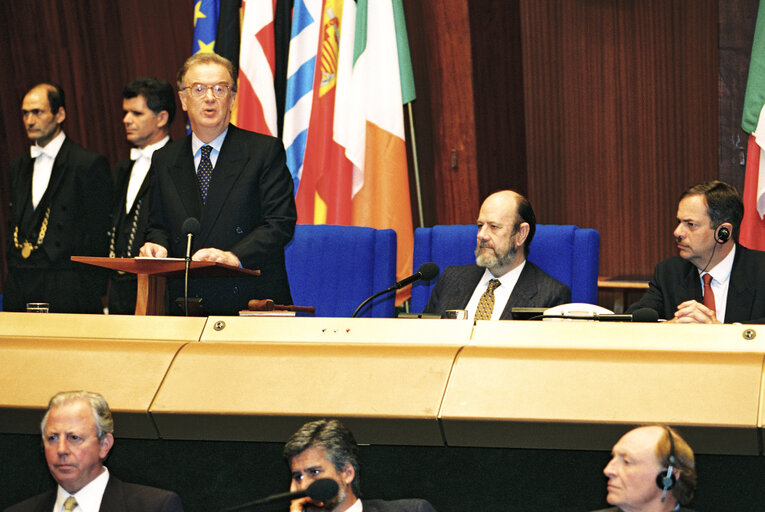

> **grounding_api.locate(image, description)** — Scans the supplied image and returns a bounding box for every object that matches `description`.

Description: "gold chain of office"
[12,207,50,259]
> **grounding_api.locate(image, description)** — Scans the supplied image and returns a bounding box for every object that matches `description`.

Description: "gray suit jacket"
[423,262,571,319]
[3,475,183,512]
[363,498,437,511]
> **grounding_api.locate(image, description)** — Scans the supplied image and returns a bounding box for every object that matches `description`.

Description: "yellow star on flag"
[196,40,215,54]
[193,1,206,27]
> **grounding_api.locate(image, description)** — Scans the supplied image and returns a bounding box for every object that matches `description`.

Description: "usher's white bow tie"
[30,145,53,159]
[130,147,152,161]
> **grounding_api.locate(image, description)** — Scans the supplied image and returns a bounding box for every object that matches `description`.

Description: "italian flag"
[741,0,765,250]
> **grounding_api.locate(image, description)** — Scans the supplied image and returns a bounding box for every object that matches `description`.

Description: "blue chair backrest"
[411,224,600,312]
[285,224,397,317]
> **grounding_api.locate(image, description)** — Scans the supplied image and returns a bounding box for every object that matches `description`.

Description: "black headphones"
[715,225,730,244]
[655,426,677,502]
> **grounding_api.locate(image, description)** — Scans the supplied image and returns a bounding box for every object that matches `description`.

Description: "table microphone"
[351,262,440,318]
[181,217,200,317]
[224,478,339,510]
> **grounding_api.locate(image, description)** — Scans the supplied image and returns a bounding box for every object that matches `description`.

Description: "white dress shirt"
[30,131,66,209]
[465,261,527,320]
[191,129,228,171]
[125,135,169,213]
[53,467,109,512]
[700,244,735,323]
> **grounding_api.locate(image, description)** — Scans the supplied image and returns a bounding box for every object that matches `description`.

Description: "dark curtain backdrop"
[0,0,193,292]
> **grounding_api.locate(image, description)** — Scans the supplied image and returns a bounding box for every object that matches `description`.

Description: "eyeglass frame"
[181,82,234,99]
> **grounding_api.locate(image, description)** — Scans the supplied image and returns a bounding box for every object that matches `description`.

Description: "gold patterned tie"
[197,145,213,203]
[475,279,501,320]
[64,496,78,512]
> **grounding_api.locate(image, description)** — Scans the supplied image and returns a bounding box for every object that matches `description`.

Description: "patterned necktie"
[197,145,213,203]
[702,273,715,312]
[64,496,78,512]
[475,279,501,320]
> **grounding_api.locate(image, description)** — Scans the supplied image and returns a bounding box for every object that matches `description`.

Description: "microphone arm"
[184,232,193,317]
[351,263,440,318]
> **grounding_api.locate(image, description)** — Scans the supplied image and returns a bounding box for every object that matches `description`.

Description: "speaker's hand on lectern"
[139,242,168,258]
[192,247,241,267]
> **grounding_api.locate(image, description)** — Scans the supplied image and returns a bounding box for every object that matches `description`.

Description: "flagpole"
[407,102,425,228]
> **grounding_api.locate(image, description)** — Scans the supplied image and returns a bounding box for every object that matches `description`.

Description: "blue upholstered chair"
[285,224,397,318]
[410,224,600,312]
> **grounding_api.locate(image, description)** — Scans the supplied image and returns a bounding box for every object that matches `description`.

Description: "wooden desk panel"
[441,321,765,454]
[151,340,460,444]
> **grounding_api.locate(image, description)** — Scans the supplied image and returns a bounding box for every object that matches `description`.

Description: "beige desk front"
[0,313,204,438]
[151,317,473,444]
[441,321,764,454]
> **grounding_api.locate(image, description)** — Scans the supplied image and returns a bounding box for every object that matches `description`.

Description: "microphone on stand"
[224,478,339,511]
[181,217,200,317]
[351,262,440,318]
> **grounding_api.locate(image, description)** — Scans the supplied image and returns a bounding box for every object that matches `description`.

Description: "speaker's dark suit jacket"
[627,245,765,323]
[4,136,112,313]
[145,125,296,315]
[3,475,183,512]
[108,153,158,314]
[423,262,571,319]
[363,498,437,511]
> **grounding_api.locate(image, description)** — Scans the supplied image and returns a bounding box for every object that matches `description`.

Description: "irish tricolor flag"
[297,0,416,302]
[741,0,765,250]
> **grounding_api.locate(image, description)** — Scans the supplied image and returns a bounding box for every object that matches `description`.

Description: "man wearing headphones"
[627,180,765,323]
[593,425,697,512]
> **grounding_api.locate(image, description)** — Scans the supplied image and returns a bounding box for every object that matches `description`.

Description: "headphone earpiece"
[715,226,730,244]
[656,426,677,502]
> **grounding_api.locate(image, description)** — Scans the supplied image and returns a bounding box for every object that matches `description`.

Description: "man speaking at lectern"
[140,53,296,315]
[628,181,765,323]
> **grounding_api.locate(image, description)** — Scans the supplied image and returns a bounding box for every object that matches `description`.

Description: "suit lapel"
[12,156,34,226]
[38,138,72,216]
[501,262,538,318]
[681,262,703,303]
[198,126,248,246]
[99,475,126,512]
[725,247,754,323]
[169,137,203,222]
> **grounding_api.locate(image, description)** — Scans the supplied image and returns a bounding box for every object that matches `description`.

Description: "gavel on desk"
[247,299,315,314]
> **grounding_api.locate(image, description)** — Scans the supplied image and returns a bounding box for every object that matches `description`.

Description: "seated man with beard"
[423,190,570,320]
[285,419,437,512]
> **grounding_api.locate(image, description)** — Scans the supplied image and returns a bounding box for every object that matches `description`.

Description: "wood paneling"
[0,0,757,293]
[469,0,528,200]
[0,0,193,292]
[520,0,718,276]
[719,0,758,189]
[405,1,480,226]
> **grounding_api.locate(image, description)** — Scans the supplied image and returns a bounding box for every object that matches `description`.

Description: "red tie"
[702,273,715,312]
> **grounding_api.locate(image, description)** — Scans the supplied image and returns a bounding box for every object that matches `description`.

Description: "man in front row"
[594,425,697,512]
[627,180,765,323]
[4,391,183,512]
[140,53,296,315]
[285,419,437,512]
[423,190,570,320]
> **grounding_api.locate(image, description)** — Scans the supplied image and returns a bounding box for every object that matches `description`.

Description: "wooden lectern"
[72,256,260,315]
